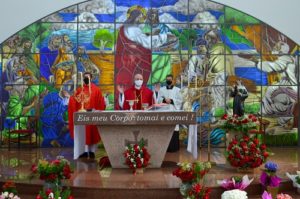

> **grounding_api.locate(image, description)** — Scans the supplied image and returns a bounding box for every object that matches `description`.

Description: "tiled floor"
[0,146,300,198]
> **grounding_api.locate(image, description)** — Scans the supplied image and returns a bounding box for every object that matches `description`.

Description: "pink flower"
[262,191,272,199]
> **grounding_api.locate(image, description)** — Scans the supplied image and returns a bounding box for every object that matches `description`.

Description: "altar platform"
[0,147,299,199]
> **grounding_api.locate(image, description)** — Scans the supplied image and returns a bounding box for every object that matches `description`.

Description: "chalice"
[126,100,137,111]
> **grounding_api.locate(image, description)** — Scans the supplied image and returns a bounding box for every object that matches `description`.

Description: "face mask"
[84,77,90,85]
[166,80,172,85]
[134,80,143,88]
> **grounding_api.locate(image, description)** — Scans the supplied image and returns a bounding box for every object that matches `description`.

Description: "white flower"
[130,158,134,162]
[138,154,141,158]
[125,146,128,150]
[48,192,54,199]
[13,196,20,199]
[3,192,9,197]
[8,193,14,198]
[58,197,62,199]
[221,189,248,199]
[141,158,144,163]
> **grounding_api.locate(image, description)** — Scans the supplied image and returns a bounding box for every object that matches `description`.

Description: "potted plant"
[260,162,282,198]
[0,181,20,199]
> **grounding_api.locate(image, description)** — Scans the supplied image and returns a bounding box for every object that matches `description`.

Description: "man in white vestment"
[158,74,183,152]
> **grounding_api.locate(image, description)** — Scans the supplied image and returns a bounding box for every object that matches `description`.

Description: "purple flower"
[260,171,282,187]
[265,162,278,173]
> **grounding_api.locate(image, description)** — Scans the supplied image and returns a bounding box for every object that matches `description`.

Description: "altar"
[73,111,196,168]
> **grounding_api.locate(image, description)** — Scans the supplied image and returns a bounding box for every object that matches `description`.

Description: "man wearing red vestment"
[115,6,172,109]
[118,73,154,110]
[68,72,105,159]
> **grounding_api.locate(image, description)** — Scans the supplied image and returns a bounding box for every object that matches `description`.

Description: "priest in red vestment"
[68,72,105,159]
[118,73,154,110]
[115,6,169,109]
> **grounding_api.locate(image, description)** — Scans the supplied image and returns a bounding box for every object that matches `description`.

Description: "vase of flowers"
[217,175,253,191]
[173,161,211,199]
[260,162,282,199]
[221,114,259,145]
[31,156,73,185]
[31,156,73,199]
[124,138,150,174]
[226,135,268,169]
[0,181,20,199]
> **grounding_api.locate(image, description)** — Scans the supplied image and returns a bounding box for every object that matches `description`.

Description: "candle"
[180,75,183,89]
[88,75,91,94]
[74,74,77,91]
[187,71,190,87]
[80,72,83,87]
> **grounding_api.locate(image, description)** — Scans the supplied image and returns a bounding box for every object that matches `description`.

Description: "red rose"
[36,195,42,199]
[68,196,74,199]
[260,144,267,150]
[242,119,248,124]
[192,183,202,194]
[31,164,38,173]
[253,138,259,145]
[243,136,250,142]
[46,188,53,196]
[263,152,269,158]
[222,114,228,120]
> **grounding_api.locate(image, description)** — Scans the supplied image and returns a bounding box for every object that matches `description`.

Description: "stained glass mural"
[0,0,299,148]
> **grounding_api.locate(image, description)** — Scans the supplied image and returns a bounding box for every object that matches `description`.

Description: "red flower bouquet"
[221,114,259,134]
[173,162,211,183]
[31,156,73,183]
[124,139,150,173]
[226,135,268,169]
[36,188,73,199]
[173,161,211,199]
[185,183,211,199]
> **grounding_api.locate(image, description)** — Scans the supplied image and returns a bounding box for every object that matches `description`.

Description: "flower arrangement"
[173,161,211,183]
[123,139,150,173]
[226,135,268,169]
[31,156,73,183]
[182,182,211,199]
[262,191,292,199]
[0,181,20,199]
[217,175,253,190]
[173,161,211,199]
[36,188,73,199]
[221,189,248,199]
[260,162,282,188]
[221,114,258,134]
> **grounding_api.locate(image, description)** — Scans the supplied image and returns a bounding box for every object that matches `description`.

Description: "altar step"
[3,180,295,199]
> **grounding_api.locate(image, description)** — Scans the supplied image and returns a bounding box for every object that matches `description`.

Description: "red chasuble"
[115,26,152,88]
[68,83,105,145]
[123,86,154,110]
